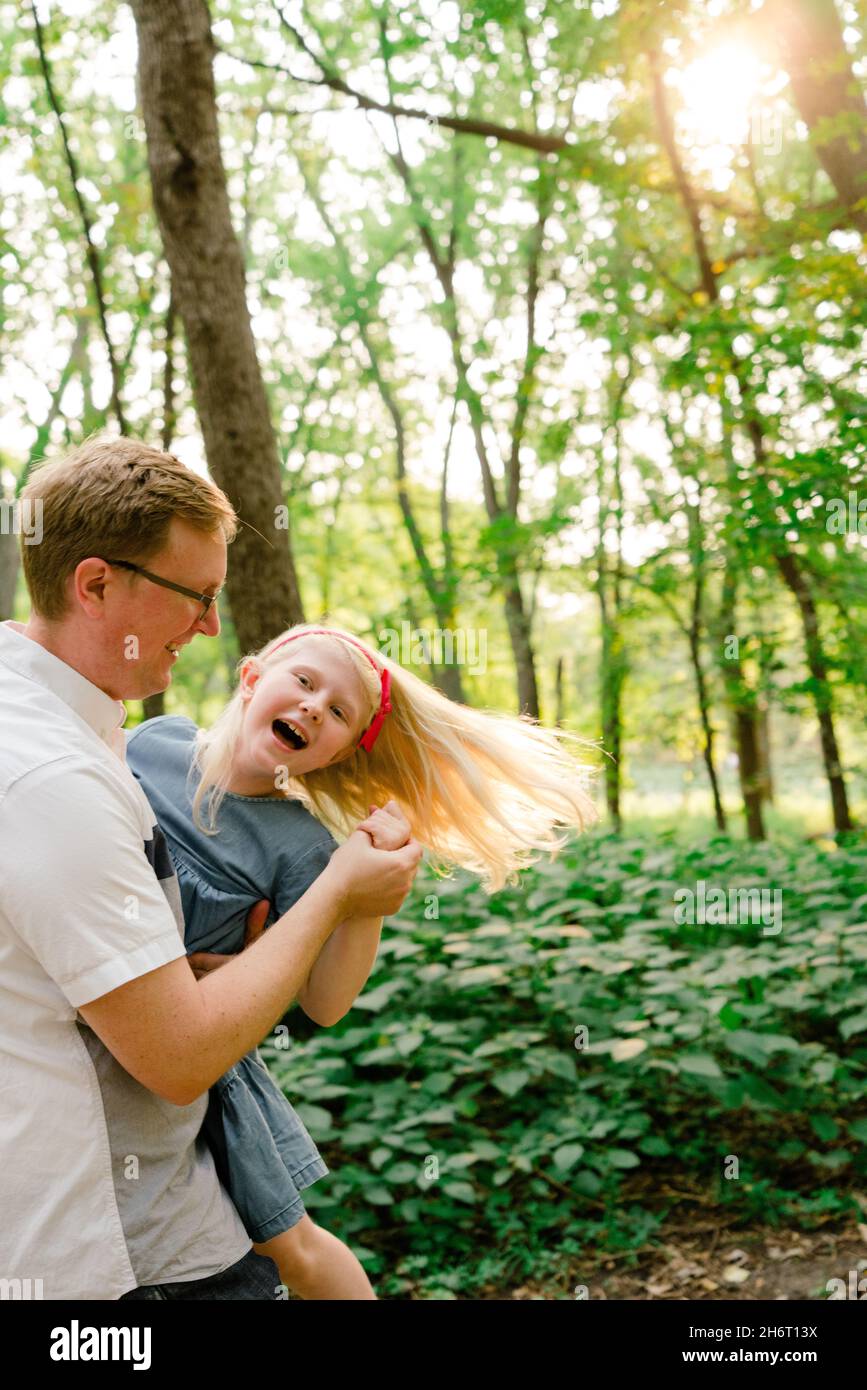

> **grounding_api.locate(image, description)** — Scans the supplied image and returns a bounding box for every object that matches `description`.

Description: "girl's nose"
[300,698,322,723]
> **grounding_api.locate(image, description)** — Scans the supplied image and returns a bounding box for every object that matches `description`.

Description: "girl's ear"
[239,659,262,700]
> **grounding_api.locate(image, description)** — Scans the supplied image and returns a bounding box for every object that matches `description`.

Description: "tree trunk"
[733,708,765,841]
[0,530,19,622]
[763,0,867,232]
[299,166,467,704]
[373,93,542,718]
[687,623,727,832]
[685,497,726,832]
[431,660,465,705]
[718,570,765,841]
[756,699,774,805]
[650,42,850,836]
[140,288,182,724]
[131,0,305,654]
[554,656,564,728]
[502,574,540,717]
[600,622,625,831]
[775,550,853,832]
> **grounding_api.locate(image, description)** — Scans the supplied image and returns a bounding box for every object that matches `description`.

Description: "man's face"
[100,517,227,701]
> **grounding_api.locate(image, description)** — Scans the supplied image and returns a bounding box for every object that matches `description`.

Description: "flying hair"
[190,622,598,893]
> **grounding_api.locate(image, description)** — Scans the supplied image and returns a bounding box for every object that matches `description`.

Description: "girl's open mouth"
[272,719,308,752]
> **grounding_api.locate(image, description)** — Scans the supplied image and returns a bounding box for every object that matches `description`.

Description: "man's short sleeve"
[0,754,187,1008]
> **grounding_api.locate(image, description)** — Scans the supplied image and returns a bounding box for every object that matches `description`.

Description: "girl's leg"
[253,1215,377,1300]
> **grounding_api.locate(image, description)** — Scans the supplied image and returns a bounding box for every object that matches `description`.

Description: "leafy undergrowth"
[261,829,867,1299]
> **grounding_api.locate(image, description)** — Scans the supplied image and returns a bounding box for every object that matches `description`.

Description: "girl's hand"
[355,799,412,851]
[187,899,270,979]
[328,831,422,918]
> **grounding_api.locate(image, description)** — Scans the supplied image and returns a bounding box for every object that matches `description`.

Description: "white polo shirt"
[0,621,250,1299]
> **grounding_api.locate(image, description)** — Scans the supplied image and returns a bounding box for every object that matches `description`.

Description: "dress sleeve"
[272,833,339,921]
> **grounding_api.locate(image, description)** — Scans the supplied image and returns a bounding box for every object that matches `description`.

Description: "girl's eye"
[332,707,346,721]
[296,673,311,687]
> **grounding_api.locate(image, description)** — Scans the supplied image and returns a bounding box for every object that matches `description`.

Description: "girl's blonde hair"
[191,622,598,893]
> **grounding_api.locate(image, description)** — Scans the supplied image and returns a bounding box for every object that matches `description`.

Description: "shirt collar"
[0,620,129,752]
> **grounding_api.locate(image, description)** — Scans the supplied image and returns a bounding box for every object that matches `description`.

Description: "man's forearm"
[171,869,347,1101]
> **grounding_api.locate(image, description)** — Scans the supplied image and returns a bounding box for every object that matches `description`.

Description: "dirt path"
[492,1217,867,1300]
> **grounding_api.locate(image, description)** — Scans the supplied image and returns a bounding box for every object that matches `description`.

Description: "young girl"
[126,622,596,1299]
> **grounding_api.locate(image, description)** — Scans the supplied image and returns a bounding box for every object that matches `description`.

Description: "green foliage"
[262,830,867,1297]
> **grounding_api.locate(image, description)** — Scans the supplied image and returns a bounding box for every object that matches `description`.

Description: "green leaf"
[840,1010,867,1039]
[293,1103,334,1134]
[470,1140,502,1160]
[393,1105,457,1132]
[741,1073,785,1109]
[355,980,406,1012]
[362,1186,394,1206]
[574,1171,603,1197]
[778,1140,807,1159]
[442,1181,476,1203]
[606,1149,641,1169]
[639,1136,672,1156]
[718,1002,745,1029]
[384,1162,420,1184]
[807,1149,852,1171]
[492,1068,532,1097]
[810,1115,839,1142]
[552,1143,585,1172]
[543,1053,579,1081]
[677,1053,724,1079]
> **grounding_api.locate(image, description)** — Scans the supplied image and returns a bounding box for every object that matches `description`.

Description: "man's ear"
[73,557,115,617]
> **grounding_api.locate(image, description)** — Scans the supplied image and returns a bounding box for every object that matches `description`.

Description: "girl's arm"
[187,804,411,1025]
[298,914,384,1026]
[299,802,411,1026]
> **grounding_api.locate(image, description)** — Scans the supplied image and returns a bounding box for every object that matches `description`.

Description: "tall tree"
[131,0,305,653]
[647,43,854,834]
[762,0,867,233]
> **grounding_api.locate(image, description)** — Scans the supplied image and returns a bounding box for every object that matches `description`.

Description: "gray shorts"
[202,1048,328,1244]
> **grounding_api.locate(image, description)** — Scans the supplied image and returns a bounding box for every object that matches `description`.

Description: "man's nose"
[195,601,221,639]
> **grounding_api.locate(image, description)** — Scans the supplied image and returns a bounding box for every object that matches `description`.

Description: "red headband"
[266,628,392,752]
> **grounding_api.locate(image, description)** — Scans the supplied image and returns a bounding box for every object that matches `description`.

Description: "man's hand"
[355,799,412,851]
[328,829,422,919]
[187,899,270,980]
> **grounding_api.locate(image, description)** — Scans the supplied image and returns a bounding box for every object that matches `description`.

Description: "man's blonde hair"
[20,436,238,619]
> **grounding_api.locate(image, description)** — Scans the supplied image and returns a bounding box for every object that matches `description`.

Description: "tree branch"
[30,2,128,433]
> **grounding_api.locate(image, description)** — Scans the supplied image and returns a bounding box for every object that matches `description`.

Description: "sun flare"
[674,41,763,148]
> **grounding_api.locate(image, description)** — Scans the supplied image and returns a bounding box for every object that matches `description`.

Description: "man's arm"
[187,908,383,1027]
[78,832,421,1105]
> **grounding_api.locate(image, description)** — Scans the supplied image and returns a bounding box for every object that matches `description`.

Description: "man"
[0,437,421,1300]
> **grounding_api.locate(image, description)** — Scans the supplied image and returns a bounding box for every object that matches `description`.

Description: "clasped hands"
[187,800,416,980]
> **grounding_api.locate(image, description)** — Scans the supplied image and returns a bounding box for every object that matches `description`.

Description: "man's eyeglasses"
[101,559,224,623]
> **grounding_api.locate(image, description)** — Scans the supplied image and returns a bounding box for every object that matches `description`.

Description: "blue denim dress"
[126,715,338,1243]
